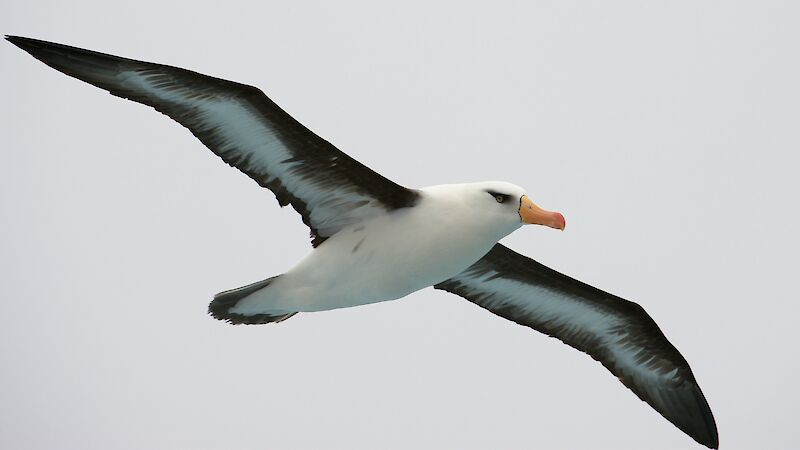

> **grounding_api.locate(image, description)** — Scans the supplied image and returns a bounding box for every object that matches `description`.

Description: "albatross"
[7,36,718,448]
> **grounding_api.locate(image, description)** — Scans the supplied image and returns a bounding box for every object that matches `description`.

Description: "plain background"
[1,1,798,449]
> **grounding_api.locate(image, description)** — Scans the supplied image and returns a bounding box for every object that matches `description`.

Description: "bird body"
[7,36,718,448]
[230,182,525,315]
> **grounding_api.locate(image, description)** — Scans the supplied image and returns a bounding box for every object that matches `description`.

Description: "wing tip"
[5,35,74,67]
[695,403,719,449]
[691,419,719,449]
[5,35,45,52]
[651,379,719,449]
[684,380,719,449]
[5,35,28,49]
[697,431,719,449]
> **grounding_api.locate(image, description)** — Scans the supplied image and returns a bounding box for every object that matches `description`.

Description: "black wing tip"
[689,417,719,449]
[682,381,719,449]
[6,35,33,50]
[697,431,719,449]
[6,35,53,53]
[695,407,719,449]
[5,35,110,64]
[5,35,83,68]
[653,380,718,449]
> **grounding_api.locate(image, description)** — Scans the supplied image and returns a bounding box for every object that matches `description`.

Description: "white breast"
[270,188,515,312]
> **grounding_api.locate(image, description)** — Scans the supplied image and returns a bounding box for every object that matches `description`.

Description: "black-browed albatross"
[7,36,718,449]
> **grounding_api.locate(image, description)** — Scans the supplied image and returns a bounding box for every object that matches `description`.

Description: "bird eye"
[487,191,509,203]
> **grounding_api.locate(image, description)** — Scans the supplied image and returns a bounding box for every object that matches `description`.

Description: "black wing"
[7,36,419,247]
[435,244,718,448]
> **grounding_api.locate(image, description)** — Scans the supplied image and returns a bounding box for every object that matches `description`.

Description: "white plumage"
[232,182,526,315]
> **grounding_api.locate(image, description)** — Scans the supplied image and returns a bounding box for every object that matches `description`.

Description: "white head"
[423,181,566,241]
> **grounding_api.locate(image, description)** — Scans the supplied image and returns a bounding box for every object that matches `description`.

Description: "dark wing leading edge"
[434,244,718,449]
[6,36,418,247]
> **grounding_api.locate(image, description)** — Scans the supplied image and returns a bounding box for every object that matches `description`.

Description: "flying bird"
[6,36,718,448]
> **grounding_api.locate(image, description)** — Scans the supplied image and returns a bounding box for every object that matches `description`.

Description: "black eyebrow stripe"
[486,190,509,198]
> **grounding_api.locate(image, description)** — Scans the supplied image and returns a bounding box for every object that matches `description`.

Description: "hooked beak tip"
[554,212,566,231]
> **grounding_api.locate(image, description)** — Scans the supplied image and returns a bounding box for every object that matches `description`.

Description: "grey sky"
[1,1,798,449]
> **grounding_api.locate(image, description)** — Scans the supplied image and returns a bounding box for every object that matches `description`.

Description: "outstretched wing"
[7,36,419,247]
[434,244,718,449]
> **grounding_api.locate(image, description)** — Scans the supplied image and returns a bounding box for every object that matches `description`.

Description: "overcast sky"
[1,1,798,449]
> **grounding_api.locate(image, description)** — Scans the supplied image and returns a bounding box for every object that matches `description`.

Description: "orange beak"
[519,195,566,230]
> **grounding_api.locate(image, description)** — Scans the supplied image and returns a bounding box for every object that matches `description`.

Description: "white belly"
[269,196,513,312]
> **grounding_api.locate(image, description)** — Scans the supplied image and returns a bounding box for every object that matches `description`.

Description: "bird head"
[425,181,565,240]
[467,181,566,232]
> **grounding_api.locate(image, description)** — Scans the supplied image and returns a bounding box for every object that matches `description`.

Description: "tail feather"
[209,276,297,325]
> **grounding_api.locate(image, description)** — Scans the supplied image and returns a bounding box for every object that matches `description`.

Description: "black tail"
[208,277,297,325]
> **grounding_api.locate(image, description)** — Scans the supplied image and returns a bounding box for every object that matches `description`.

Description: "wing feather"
[435,244,718,448]
[7,36,418,246]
